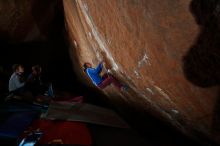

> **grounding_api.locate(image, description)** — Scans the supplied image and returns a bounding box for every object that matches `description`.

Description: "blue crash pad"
[0,112,38,138]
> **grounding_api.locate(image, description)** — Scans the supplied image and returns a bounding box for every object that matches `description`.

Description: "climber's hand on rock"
[101,60,105,66]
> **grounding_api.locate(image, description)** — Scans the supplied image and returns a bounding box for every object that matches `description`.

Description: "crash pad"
[22,119,92,145]
[43,102,129,128]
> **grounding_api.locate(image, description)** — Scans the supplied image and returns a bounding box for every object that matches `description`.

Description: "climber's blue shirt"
[86,63,103,86]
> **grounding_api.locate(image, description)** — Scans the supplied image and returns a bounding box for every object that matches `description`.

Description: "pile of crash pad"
[0,93,142,145]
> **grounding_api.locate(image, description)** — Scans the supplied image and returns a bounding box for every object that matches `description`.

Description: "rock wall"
[64,0,220,144]
[0,0,62,42]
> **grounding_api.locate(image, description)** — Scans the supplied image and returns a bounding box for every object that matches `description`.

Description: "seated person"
[83,61,127,91]
[26,65,48,96]
[8,64,26,95]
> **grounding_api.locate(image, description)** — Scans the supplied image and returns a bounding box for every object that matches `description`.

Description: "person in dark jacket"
[26,65,47,96]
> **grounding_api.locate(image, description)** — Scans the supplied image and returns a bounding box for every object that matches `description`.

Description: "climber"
[83,61,127,91]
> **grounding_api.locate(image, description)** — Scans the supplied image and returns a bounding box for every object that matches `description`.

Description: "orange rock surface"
[64,0,220,144]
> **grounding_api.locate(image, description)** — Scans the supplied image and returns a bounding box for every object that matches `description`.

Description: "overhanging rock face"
[64,0,220,143]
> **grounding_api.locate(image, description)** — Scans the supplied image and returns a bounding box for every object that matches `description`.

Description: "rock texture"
[64,0,220,144]
[0,0,62,42]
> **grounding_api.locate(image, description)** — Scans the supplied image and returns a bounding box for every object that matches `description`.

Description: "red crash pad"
[22,119,92,145]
